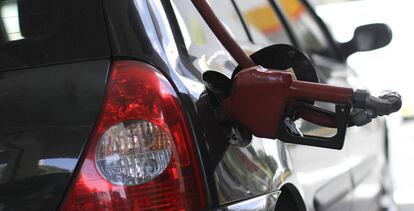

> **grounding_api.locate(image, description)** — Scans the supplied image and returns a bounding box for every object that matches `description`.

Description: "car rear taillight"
[61,61,207,210]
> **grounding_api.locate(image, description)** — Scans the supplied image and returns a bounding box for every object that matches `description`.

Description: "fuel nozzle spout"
[350,90,402,126]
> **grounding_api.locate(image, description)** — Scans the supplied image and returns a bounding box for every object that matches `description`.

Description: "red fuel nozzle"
[222,66,354,139]
[218,65,401,149]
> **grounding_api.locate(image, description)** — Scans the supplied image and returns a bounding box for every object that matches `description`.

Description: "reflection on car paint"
[214,140,291,203]
[151,1,293,205]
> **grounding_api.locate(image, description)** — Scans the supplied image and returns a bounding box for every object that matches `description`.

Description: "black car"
[0,0,394,210]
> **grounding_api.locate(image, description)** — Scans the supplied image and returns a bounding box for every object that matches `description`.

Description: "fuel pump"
[192,0,402,149]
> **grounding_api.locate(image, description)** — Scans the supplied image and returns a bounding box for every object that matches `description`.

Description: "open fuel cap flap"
[193,0,402,150]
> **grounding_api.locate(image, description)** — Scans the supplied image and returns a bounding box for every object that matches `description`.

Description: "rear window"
[0,0,109,71]
[234,0,292,46]
[170,0,236,76]
[276,0,332,56]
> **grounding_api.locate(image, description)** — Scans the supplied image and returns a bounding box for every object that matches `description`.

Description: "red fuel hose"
[191,0,256,69]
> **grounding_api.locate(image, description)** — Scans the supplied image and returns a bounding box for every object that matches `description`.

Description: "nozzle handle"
[279,105,350,150]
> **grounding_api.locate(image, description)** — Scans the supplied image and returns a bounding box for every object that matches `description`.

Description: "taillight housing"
[61,61,207,210]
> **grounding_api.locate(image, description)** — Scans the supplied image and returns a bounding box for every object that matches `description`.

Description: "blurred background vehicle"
[314,0,414,210]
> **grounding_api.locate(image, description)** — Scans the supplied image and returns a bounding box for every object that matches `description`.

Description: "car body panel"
[216,191,281,210]
[0,60,109,210]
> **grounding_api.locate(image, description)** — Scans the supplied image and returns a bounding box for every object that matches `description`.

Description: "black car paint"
[0,60,109,210]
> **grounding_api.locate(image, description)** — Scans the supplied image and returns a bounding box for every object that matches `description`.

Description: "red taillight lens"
[61,61,206,210]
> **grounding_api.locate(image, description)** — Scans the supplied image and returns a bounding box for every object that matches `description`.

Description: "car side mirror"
[340,23,392,58]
